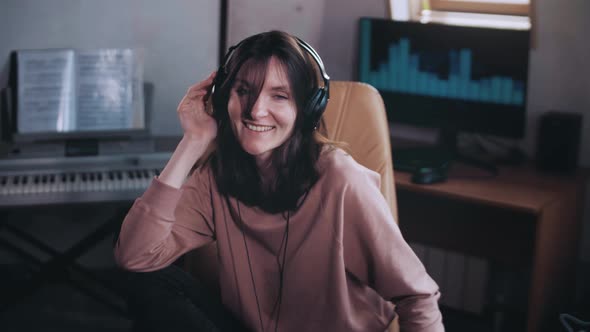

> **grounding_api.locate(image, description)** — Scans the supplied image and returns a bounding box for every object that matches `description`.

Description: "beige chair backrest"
[321,81,398,221]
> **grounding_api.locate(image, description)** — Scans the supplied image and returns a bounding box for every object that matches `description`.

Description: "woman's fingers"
[177,71,217,115]
[188,89,208,100]
[187,71,217,97]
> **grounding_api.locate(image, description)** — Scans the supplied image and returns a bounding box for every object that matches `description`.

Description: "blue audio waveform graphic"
[359,21,525,106]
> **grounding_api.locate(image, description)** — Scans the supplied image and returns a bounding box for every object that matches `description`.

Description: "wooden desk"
[394,164,587,332]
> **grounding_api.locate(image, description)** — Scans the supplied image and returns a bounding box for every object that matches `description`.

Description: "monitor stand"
[392,129,499,175]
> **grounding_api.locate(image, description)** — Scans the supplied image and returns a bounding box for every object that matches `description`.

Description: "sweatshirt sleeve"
[341,165,444,332]
[114,167,216,272]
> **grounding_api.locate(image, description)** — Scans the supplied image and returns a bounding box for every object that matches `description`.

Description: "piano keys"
[0,152,171,207]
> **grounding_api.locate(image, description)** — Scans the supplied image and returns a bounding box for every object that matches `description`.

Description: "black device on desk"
[392,146,451,172]
[357,18,530,176]
[392,147,450,184]
[411,164,449,184]
[392,144,499,184]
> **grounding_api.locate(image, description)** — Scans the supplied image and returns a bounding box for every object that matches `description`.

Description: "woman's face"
[227,57,297,166]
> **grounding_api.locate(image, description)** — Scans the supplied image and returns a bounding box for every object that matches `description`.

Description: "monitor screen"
[357,18,530,141]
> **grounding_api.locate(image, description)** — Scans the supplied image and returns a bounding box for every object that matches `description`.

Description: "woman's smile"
[243,121,275,132]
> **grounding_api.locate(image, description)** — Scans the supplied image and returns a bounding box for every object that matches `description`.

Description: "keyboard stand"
[0,204,131,316]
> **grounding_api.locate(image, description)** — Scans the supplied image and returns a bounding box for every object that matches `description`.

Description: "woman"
[114,30,443,332]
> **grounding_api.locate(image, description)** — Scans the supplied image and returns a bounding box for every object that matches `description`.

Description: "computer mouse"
[411,166,448,185]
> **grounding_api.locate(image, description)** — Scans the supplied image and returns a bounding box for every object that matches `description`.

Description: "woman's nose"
[249,97,269,119]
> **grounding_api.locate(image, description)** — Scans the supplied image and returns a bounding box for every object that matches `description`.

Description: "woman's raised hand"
[176,71,218,143]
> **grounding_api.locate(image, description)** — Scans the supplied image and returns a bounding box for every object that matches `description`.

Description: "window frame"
[429,0,530,17]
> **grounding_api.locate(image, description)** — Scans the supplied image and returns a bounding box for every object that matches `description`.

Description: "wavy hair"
[208,31,333,214]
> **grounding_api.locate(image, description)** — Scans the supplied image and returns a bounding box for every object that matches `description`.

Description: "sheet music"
[76,49,144,131]
[17,50,76,133]
[15,48,144,135]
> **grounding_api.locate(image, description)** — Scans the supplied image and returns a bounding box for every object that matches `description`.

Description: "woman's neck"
[256,157,276,193]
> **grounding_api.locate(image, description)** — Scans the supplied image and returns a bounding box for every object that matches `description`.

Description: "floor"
[0,263,502,332]
[1,263,588,332]
[0,264,132,332]
[1,204,588,332]
[0,204,133,332]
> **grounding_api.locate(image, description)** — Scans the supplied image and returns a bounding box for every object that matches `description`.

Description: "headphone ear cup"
[315,88,328,115]
[304,88,328,129]
[210,69,227,122]
[211,69,225,97]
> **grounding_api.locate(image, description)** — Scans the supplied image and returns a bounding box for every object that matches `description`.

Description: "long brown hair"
[208,31,332,214]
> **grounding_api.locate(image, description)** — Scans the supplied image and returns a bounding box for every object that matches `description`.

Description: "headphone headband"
[218,35,330,95]
[294,37,330,98]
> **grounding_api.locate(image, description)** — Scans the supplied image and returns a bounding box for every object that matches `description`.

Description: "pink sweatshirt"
[114,148,443,332]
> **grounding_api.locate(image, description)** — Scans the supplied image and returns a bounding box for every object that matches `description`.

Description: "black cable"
[237,201,265,332]
[271,212,290,332]
[560,313,590,332]
[237,200,290,332]
[269,222,287,323]
[273,212,290,332]
[221,195,245,318]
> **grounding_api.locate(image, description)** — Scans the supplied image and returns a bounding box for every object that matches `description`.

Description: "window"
[390,0,533,30]
[429,0,530,16]
[387,0,535,56]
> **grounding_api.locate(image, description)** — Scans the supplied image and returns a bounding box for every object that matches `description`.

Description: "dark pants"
[124,264,249,332]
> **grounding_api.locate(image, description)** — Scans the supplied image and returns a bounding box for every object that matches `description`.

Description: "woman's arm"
[114,72,219,271]
[340,164,444,331]
[113,155,216,272]
[158,71,218,189]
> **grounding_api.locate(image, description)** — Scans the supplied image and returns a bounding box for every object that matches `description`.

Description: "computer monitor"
[357,18,530,168]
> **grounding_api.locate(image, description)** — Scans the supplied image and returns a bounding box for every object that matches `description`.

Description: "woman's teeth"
[246,123,274,132]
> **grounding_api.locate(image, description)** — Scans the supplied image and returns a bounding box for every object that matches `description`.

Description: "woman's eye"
[236,87,249,96]
[274,94,288,100]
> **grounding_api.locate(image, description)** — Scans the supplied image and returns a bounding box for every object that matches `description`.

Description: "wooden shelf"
[395,162,586,213]
[394,162,588,332]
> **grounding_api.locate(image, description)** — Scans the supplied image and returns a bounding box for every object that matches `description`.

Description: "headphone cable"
[237,201,265,331]
[273,211,290,332]
[237,201,290,332]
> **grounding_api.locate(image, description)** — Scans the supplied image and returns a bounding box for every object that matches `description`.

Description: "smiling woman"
[209,31,330,214]
[227,57,298,167]
[114,30,444,332]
